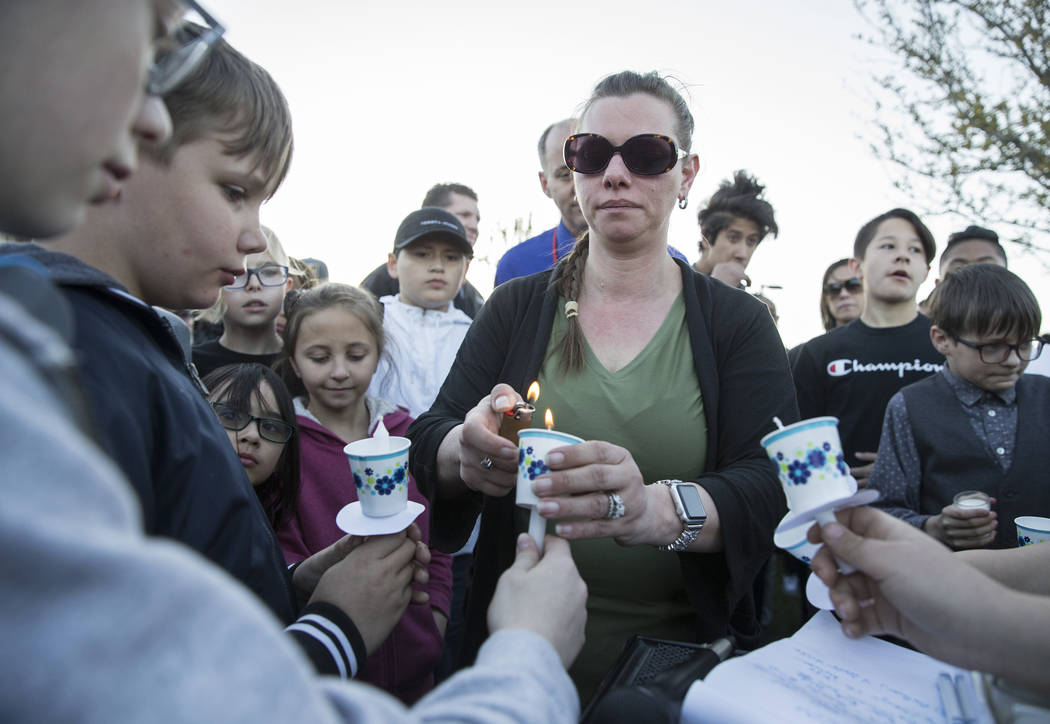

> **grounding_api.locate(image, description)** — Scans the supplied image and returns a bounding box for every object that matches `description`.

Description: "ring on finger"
[604,492,626,520]
[479,456,494,470]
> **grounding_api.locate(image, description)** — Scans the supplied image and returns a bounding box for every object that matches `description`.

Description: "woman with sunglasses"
[408,70,797,699]
[820,258,864,332]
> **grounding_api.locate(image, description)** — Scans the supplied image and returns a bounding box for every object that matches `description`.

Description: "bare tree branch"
[855,0,1050,262]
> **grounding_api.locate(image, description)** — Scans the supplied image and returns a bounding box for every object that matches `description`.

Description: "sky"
[207,0,1050,348]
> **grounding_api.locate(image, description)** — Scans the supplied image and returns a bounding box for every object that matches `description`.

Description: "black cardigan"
[408,259,798,660]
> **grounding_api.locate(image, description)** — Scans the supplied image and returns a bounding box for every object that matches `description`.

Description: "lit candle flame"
[545,408,554,430]
[527,381,540,404]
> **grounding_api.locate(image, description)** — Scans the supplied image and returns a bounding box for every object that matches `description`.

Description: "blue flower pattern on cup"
[787,460,811,485]
[519,446,551,481]
[1016,533,1049,547]
[769,441,848,487]
[354,461,408,497]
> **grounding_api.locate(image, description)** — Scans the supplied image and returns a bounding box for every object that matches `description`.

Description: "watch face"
[677,484,706,521]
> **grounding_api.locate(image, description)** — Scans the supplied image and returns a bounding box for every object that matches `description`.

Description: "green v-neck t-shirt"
[533,292,708,701]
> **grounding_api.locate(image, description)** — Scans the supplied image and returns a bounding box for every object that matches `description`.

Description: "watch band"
[656,480,705,552]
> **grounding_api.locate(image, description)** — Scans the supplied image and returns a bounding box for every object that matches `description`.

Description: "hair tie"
[564,301,579,319]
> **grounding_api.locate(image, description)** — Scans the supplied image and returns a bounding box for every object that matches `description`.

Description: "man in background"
[494,119,587,286]
[362,182,485,318]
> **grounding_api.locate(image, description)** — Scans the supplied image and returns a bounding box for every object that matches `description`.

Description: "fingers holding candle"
[531,440,666,547]
[809,520,885,634]
[516,426,583,552]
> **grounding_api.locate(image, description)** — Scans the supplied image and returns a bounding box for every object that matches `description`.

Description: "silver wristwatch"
[656,480,706,552]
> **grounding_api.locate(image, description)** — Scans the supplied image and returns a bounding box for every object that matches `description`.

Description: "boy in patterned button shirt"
[869,264,1050,549]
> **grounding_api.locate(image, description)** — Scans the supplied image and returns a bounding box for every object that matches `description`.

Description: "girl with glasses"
[192,226,297,376]
[820,258,865,332]
[407,70,797,700]
[203,363,299,529]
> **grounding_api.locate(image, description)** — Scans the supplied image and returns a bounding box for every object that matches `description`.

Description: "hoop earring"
[678,197,688,210]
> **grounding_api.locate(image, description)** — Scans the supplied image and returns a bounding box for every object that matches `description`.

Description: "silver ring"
[479,456,494,470]
[605,492,626,520]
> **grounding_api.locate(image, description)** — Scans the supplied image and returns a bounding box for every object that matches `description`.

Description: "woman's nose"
[602,152,631,187]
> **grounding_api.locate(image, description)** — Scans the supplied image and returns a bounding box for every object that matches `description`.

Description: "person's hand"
[924,500,998,549]
[710,260,750,289]
[309,529,431,655]
[294,525,430,606]
[406,523,433,597]
[850,451,878,488]
[457,383,521,497]
[488,534,587,668]
[293,534,364,608]
[531,440,682,548]
[808,506,1000,666]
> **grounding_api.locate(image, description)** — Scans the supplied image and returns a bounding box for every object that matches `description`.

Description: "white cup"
[516,428,583,507]
[953,490,991,511]
[761,417,855,513]
[344,436,411,517]
[1015,516,1050,546]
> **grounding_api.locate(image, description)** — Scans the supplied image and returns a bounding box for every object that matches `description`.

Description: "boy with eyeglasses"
[0,3,586,722]
[192,226,295,377]
[791,208,945,487]
[869,264,1050,549]
[0,20,307,619]
[7,6,491,689]
[5,23,482,685]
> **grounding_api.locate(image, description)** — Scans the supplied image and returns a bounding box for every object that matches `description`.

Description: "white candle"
[815,509,856,575]
[373,419,391,450]
[528,509,546,554]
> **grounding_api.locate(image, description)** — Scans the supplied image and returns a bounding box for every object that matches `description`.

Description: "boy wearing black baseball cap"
[370,207,474,417]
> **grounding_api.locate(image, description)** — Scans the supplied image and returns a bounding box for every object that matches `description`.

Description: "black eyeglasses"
[147,0,226,96]
[225,265,289,290]
[563,133,688,176]
[952,336,1044,364]
[210,402,295,444]
[823,277,863,295]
